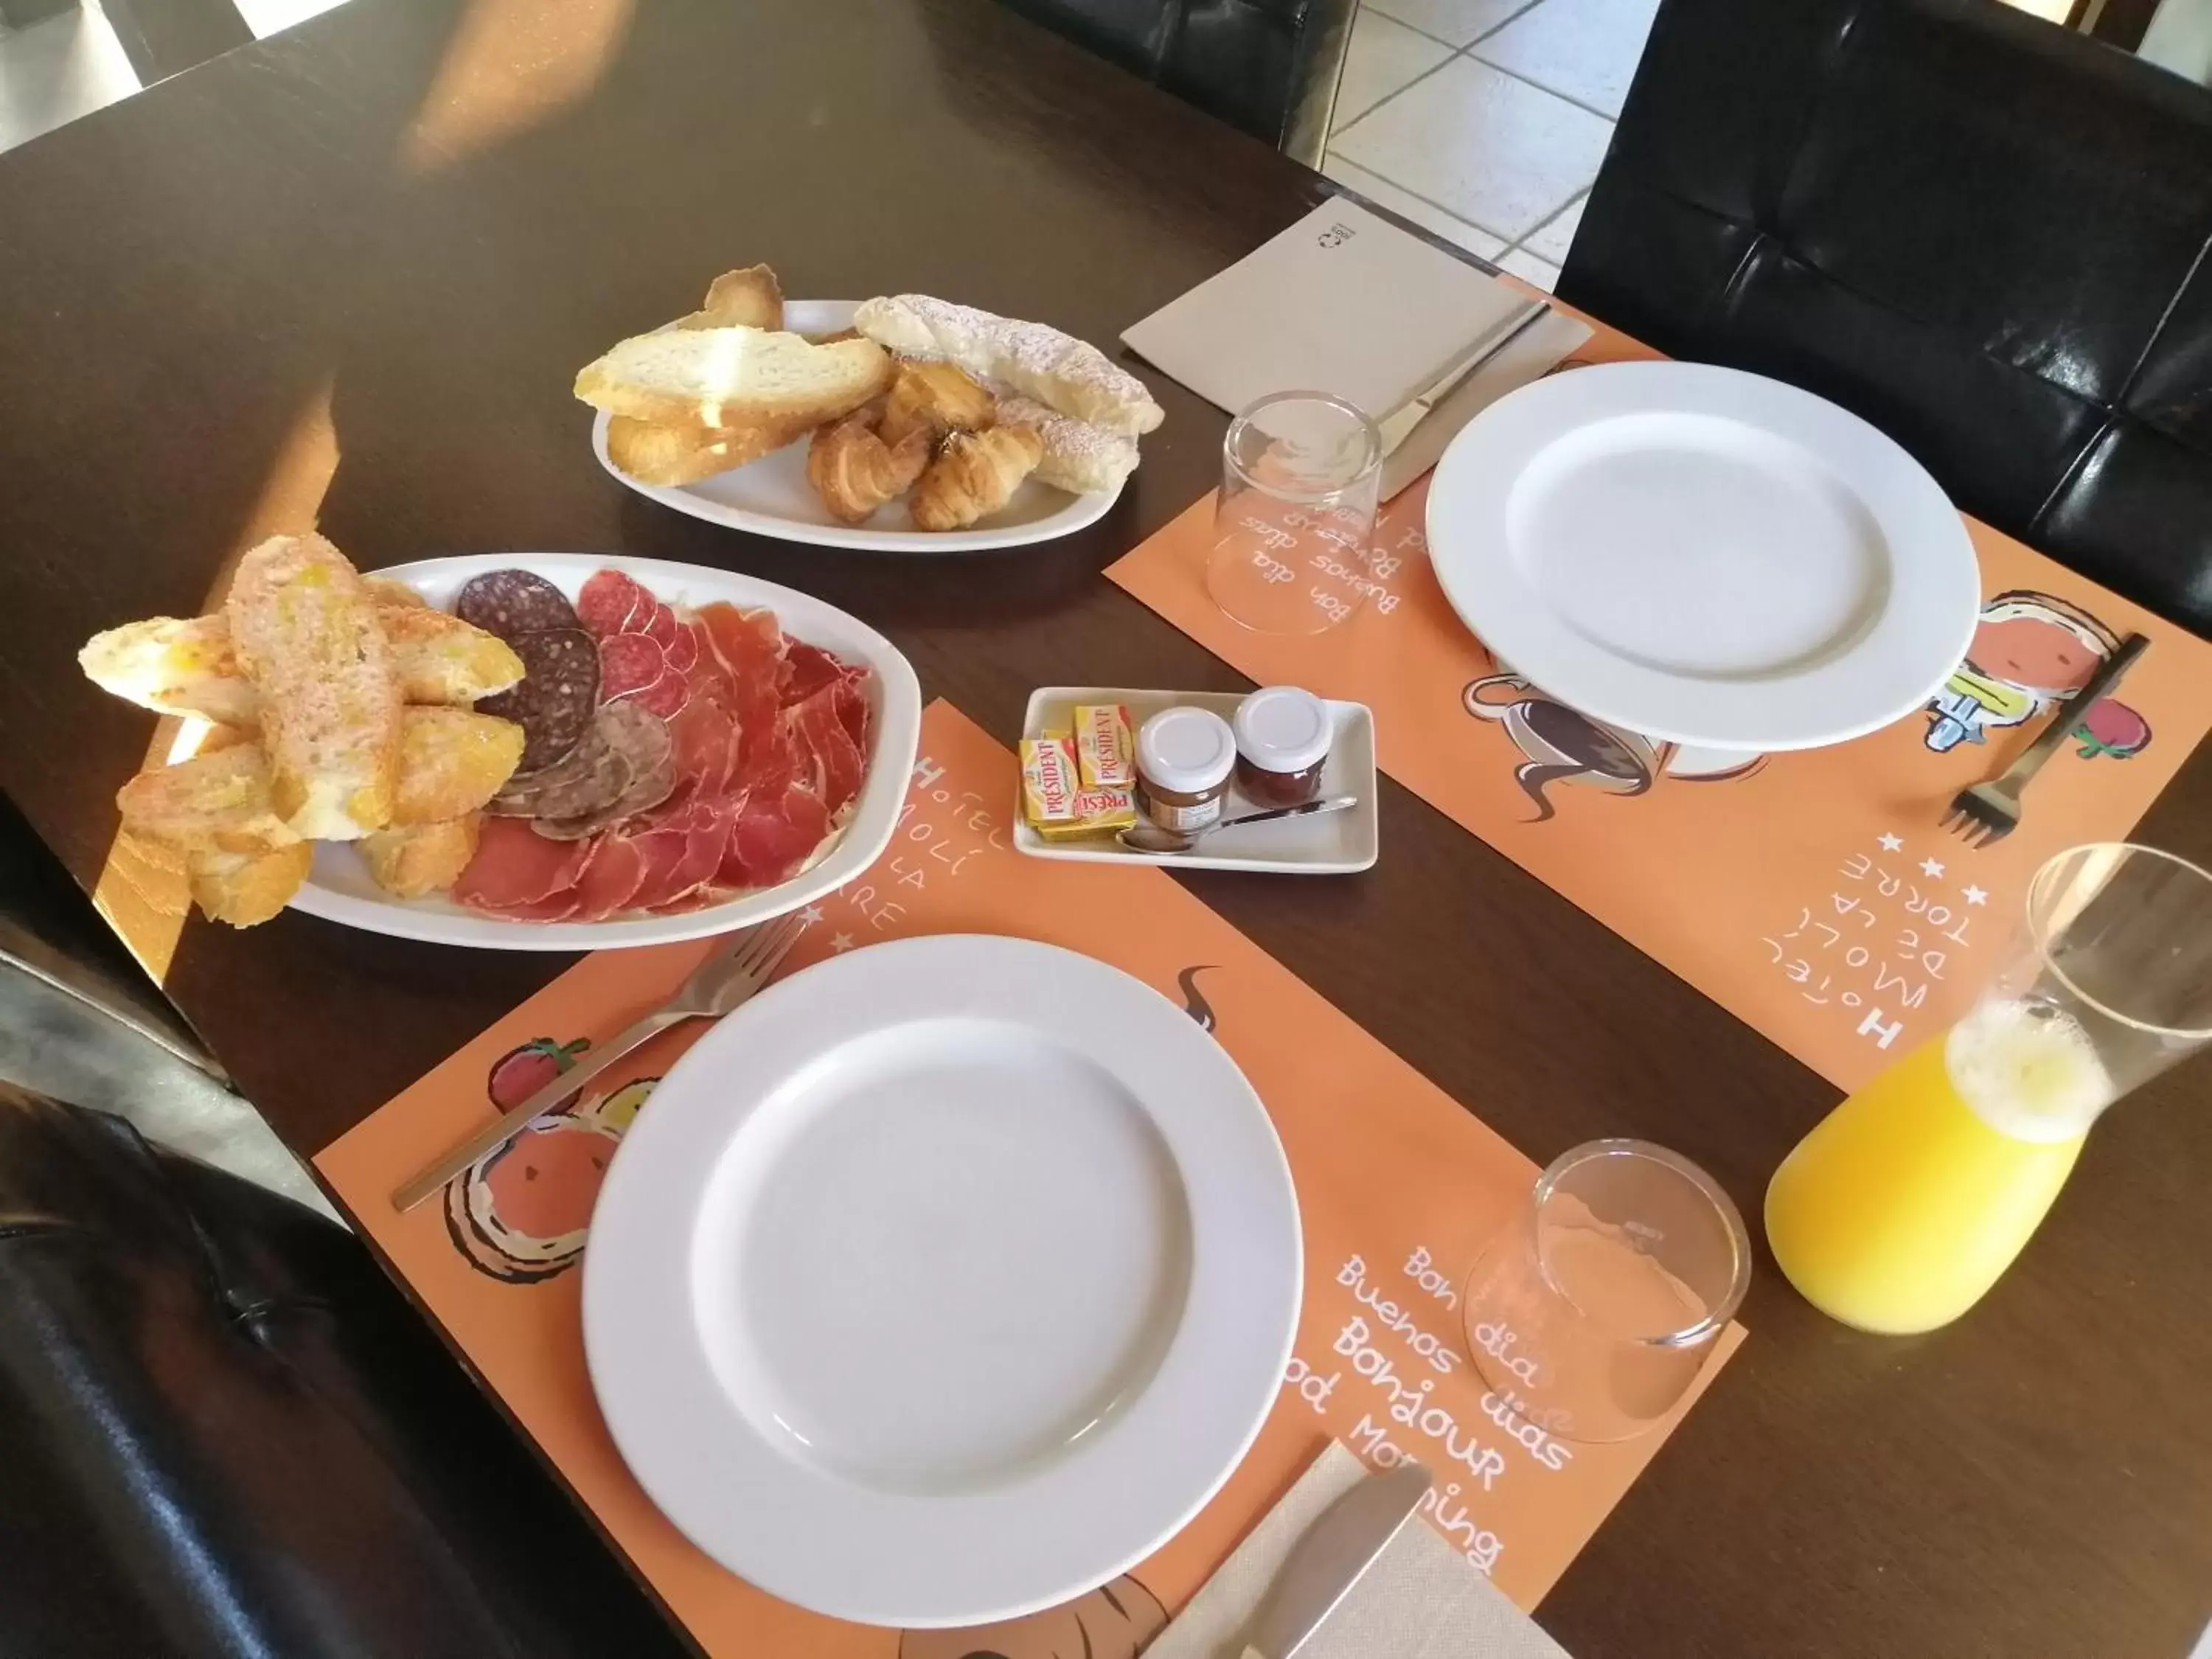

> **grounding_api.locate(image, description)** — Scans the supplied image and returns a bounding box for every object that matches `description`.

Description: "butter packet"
[1020,734,1079,824]
[1034,786,1138,842]
[1074,703,1135,790]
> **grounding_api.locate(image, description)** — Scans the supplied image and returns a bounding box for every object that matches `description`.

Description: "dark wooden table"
[4,1,2209,1653]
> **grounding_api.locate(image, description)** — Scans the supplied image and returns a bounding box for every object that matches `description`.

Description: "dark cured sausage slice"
[476,627,600,771]
[454,570,580,640]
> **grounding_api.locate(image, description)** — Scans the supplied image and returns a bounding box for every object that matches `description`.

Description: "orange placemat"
[317,700,1741,1658]
[1107,316,2212,1093]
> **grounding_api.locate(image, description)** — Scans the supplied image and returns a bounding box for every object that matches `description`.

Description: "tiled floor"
[1326,0,1663,291]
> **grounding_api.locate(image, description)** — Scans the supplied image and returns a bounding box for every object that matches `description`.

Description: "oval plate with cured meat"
[287,554,921,950]
[588,300,1123,554]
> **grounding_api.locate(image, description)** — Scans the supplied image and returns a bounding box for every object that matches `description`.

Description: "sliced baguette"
[82,604,521,723]
[672,265,784,333]
[605,412,813,487]
[362,815,481,899]
[225,533,402,841]
[116,745,300,858]
[188,844,313,928]
[393,708,527,825]
[574,327,891,428]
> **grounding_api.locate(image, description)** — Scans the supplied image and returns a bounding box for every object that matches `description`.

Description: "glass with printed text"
[1766,843,2212,1334]
[1461,1139,1750,1444]
[1206,390,1382,636]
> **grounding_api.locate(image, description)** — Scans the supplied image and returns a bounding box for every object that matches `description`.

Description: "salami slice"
[454,570,579,640]
[577,569,648,636]
[599,633,666,701]
[664,624,699,674]
[627,664,691,720]
[476,627,601,771]
[641,602,683,649]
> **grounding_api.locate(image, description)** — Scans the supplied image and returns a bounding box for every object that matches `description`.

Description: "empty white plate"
[582,935,1301,1627]
[1425,361,1980,751]
[590,301,1123,553]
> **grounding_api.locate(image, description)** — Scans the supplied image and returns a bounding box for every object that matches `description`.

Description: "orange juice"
[1764,998,2111,1334]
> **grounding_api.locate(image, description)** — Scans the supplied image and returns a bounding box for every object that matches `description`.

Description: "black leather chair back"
[0,1086,688,1658]
[1559,0,2212,633]
[995,0,1354,164]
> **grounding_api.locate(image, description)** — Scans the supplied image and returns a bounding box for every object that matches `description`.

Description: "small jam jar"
[1135,706,1237,834]
[1232,686,1333,805]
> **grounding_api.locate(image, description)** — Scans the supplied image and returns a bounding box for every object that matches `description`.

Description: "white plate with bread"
[578,274,1158,553]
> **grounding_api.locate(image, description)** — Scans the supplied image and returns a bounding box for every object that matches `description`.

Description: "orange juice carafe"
[1764,844,2212,1335]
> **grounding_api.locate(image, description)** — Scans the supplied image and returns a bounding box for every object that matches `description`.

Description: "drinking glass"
[1206,391,1382,636]
[1766,843,2212,1334]
[1461,1139,1750,1444]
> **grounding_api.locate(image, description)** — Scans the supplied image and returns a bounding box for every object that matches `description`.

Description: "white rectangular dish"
[1015,686,1378,874]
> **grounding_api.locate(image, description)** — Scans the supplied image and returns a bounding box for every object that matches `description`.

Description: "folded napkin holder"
[1145,1441,1573,1659]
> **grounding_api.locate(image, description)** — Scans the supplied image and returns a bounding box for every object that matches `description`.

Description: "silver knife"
[1234,1461,1433,1659]
[1373,299,1548,456]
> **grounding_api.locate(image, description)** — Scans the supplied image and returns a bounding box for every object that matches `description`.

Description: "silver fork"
[1942,633,2147,848]
[390,913,810,1212]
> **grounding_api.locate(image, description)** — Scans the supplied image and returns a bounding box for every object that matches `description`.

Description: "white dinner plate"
[1014,686,1379,874]
[285,552,921,950]
[1425,361,1981,751]
[590,301,1124,552]
[582,935,1301,1628]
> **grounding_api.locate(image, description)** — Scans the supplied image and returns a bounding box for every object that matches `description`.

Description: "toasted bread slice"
[363,575,428,608]
[605,412,813,487]
[83,605,523,722]
[116,745,300,857]
[362,814,480,899]
[673,265,784,333]
[79,616,261,726]
[574,327,891,428]
[378,608,527,704]
[225,533,402,840]
[188,844,313,927]
[394,708,527,825]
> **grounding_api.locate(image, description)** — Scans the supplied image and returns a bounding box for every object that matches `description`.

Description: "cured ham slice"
[719,773,832,889]
[568,835,649,922]
[644,805,736,911]
[468,890,582,923]
[782,641,846,705]
[786,684,864,815]
[453,816,593,909]
[664,696,736,804]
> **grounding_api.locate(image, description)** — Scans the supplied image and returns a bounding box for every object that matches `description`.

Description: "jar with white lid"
[1135,706,1236,834]
[1232,686,1333,806]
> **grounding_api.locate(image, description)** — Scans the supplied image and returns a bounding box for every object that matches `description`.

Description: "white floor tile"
[1322,154,1508,260]
[1332,8,1454,130]
[1470,0,1662,117]
[1366,0,1540,48]
[1520,192,1587,264]
[0,3,139,155]
[233,0,352,40]
[1329,55,1613,240]
[1498,246,1562,291]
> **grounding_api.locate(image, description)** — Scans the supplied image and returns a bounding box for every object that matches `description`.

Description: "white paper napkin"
[1144,1442,1573,1659]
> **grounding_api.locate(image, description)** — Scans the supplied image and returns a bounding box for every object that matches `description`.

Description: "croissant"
[880,360,997,448]
[911,425,1044,532]
[805,408,931,524]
